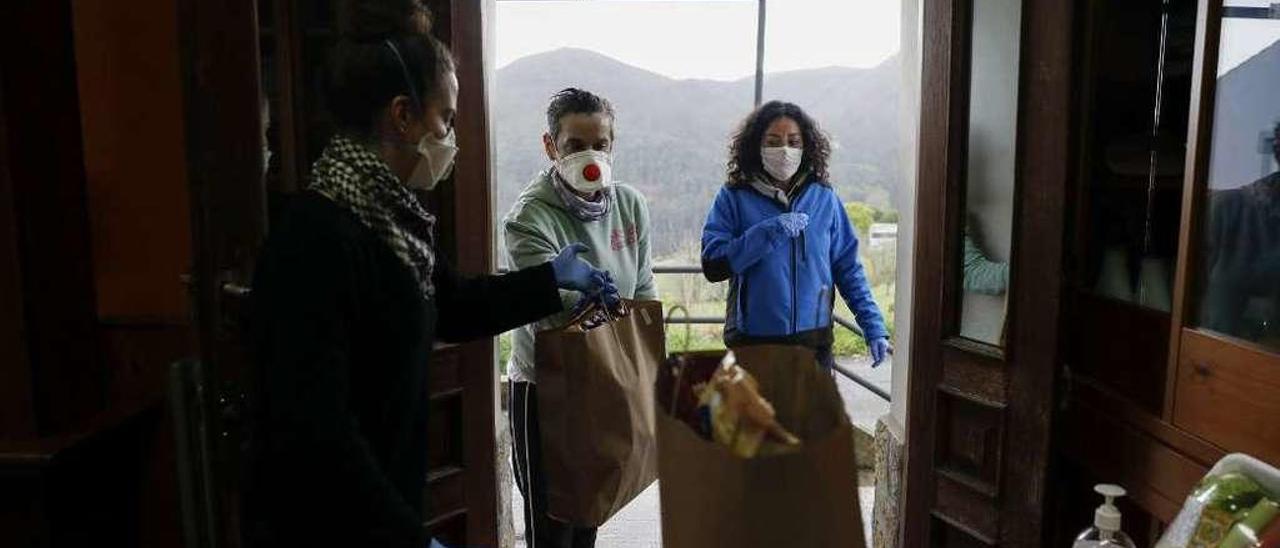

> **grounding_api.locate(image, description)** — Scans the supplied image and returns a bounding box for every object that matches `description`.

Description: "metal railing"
[651,265,890,402]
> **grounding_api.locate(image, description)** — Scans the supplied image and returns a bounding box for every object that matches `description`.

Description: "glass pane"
[1065,0,1198,415]
[1077,1,1196,313]
[958,0,1021,346]
[1195,2,1280,350]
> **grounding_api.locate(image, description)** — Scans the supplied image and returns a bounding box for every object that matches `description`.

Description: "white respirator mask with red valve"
[554,149,613,193]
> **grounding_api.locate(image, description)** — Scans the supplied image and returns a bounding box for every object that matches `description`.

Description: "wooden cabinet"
[908,0,1280,544]
[1054,0,1280,539]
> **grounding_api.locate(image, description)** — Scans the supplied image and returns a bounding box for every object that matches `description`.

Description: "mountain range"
[493,48,902,258]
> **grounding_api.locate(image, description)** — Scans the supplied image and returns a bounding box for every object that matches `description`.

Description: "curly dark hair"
[726,101,831,186]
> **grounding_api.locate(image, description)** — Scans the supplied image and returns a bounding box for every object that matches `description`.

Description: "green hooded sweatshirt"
[502,169,657,383]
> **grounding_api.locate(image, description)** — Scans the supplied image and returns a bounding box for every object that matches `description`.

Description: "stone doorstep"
[854,423,878,476]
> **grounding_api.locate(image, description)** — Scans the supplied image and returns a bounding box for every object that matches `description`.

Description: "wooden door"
[902,0,1074,545]
[1048,1,1222,541]
[175,0,267,546]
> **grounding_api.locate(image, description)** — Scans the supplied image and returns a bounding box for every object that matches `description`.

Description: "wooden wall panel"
[932,514,998,547]
[67,7,193,546]
[0,69,37,440]
[1065,293,1171,414]
[1,2,189,546]
[936,389,1005,496]
[941,345,1006,405]
[0,0,106,436]
[99,321,192,408]
[935,474,1000,541]
[72,0,193,321]
[1061,397,1206,523]
[1174,329,1280,466]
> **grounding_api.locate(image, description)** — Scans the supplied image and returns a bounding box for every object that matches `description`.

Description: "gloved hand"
[598,271,622,309]
[568,272,622,319]
[551,243,613,295]
[869,337,892,368]
[427,538,452,548]
[751,212,809,240]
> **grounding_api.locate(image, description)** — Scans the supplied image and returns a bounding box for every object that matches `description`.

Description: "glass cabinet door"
[1065,0,1199,414]
[1172,0,1280,465]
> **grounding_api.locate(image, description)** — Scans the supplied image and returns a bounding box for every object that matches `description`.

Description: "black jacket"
[244,191,562,547]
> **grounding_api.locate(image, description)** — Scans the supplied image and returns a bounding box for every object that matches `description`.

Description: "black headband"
[384,39,422,109]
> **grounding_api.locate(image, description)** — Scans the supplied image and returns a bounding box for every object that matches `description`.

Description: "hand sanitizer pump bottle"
[1073,485,1138,548]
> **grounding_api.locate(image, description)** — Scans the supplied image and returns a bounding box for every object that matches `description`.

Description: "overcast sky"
[495,0,903,81]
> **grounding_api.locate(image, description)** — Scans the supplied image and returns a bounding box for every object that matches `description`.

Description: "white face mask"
[761,146,803,183]
[406,128,458,191]
[554,149,612,193]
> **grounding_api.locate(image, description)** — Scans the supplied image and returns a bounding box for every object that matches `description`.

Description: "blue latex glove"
[746,213,809,244]
[427,538,450,548]
[551,243,611,294]
[771,212,810,238]
[599,272,622,308]
[569,272,621,320]
[870,337,892,368]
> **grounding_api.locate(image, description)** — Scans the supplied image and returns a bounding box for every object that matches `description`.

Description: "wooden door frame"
[901,0,969,539]
[902,0,1073,544]
[1001,0,1073,544]
[443,0,502,543]
[1165,0,1223,417]
[175,0,266,545]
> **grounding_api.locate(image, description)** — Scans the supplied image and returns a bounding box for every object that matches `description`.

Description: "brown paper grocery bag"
[535,299,665,526]
[657,344,866,548]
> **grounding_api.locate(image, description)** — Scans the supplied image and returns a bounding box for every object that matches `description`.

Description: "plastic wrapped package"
[694,351,800,458]
[1158,454,1280,548]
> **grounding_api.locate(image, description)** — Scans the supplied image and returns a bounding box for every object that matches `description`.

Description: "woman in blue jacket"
[701,101,891,368]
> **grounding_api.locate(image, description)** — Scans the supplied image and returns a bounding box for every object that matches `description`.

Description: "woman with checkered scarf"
[243,3,616,547]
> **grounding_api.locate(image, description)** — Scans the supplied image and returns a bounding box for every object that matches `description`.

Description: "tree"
[843,202,876,238]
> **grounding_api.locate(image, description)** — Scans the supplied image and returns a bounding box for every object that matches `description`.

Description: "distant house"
[868,223,898,248]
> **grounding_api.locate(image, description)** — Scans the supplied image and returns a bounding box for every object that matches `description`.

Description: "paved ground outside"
[511,356,891,547]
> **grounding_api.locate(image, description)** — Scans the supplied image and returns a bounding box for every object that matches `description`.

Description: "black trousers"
[510,381,598,548]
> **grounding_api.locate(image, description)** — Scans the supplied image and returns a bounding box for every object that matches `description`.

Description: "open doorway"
[489,1,918,545]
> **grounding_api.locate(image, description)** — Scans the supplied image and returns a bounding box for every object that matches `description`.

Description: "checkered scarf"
[309,134,437,298]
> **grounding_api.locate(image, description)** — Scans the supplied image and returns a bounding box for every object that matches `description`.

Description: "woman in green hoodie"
[502,88,656,548]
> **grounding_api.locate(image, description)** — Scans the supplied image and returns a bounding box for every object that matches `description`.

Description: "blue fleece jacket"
[701,177,889,348]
